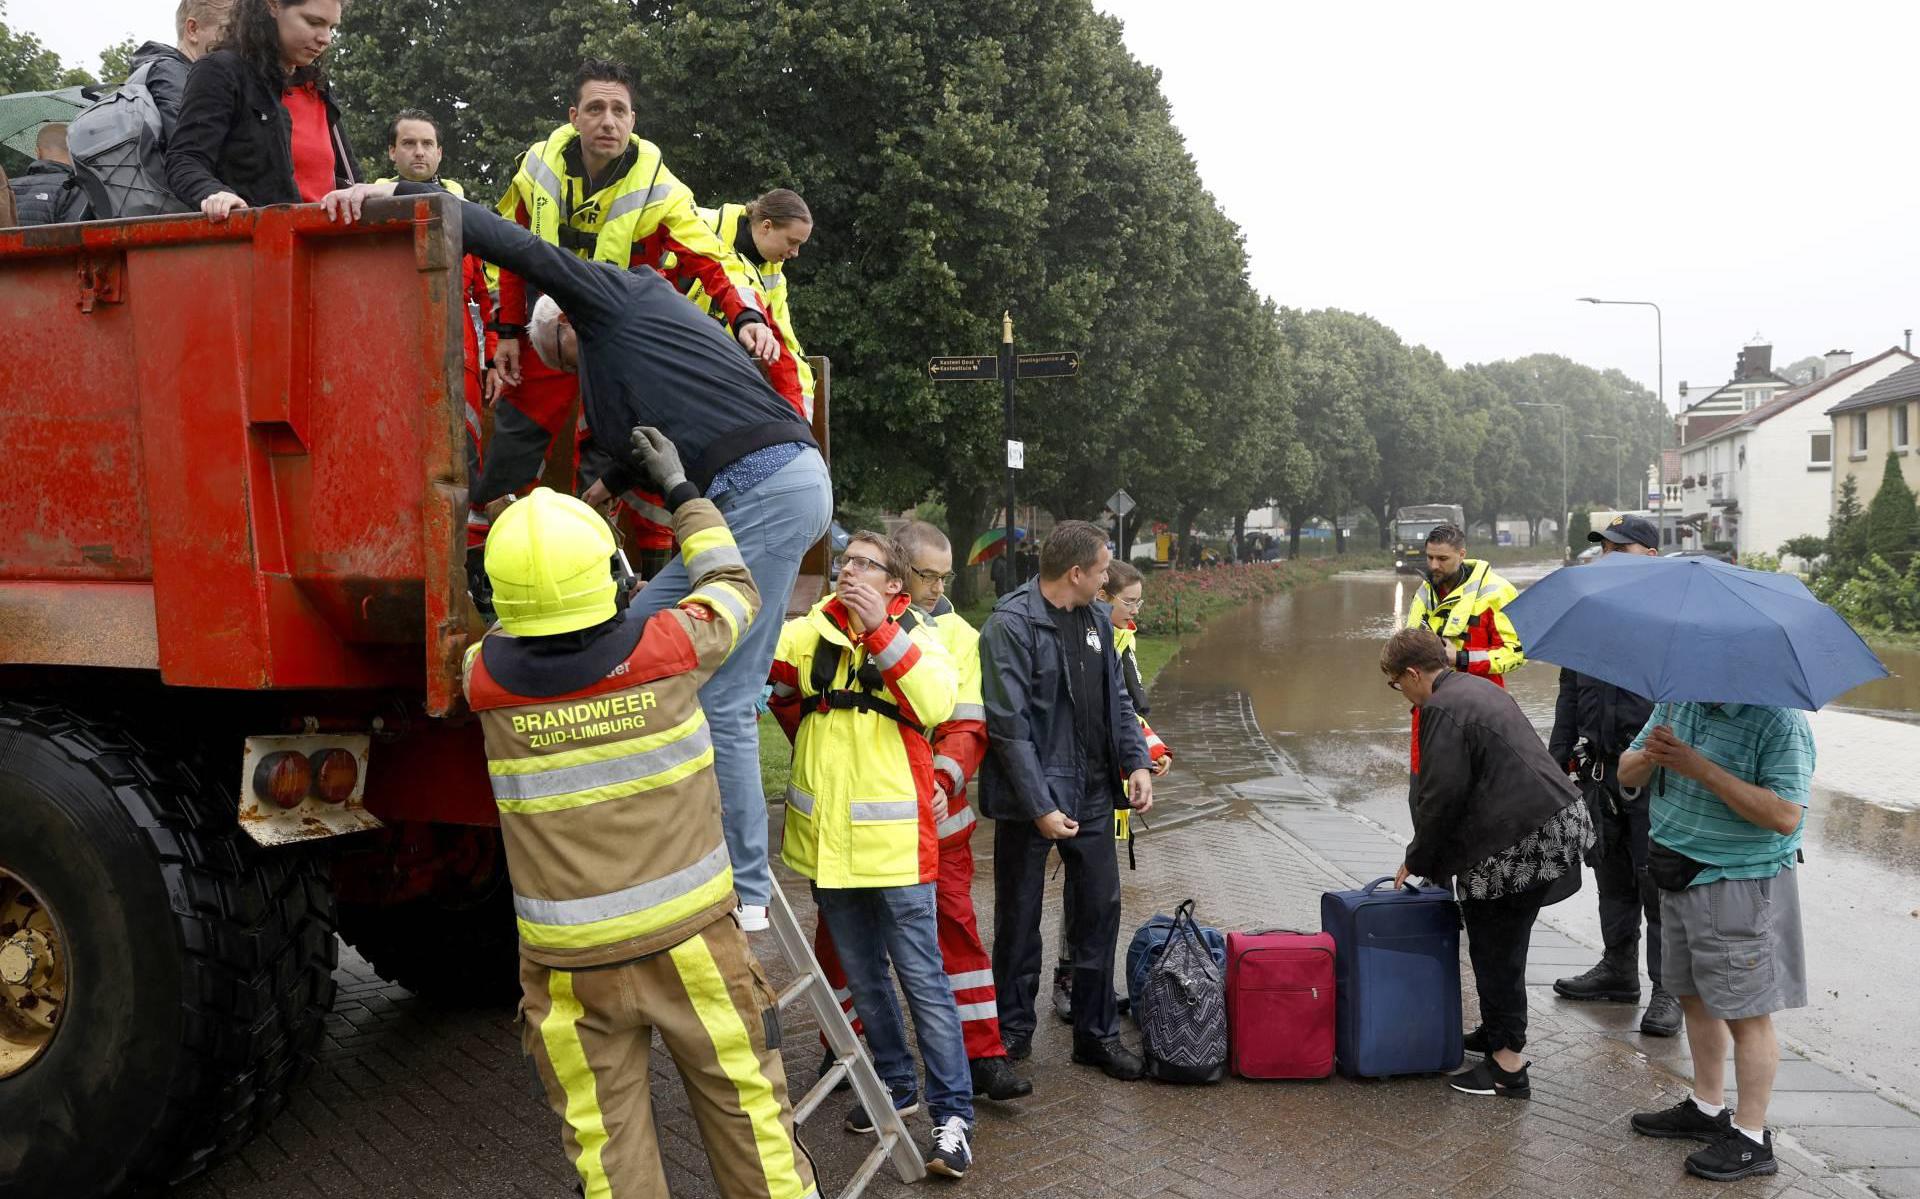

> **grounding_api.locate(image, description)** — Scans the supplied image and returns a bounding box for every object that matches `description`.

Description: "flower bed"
[1134,554,1389,635]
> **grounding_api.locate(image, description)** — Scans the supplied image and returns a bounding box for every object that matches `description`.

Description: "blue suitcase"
[1319,876,1463,1078]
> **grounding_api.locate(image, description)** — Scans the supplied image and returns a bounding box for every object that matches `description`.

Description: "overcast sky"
[16,0,1918,408]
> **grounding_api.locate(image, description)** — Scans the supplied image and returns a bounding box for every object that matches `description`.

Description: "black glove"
[630,425,688,494]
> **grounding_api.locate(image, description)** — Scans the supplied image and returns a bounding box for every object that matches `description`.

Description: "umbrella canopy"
[965,527,1027,566]
[1,88,90,160]
[1504,552,1887,711]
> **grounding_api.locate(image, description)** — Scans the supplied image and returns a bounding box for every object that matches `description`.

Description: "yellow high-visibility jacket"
[680,202,815,415]
[1406,558,1524,680]
[769,595,957,888]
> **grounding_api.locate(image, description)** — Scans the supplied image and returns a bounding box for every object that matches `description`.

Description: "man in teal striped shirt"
[1616,702,1814,1183]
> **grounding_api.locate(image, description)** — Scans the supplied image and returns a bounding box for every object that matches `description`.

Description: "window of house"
[1897,404,1912,452]
[1853,413,1870,457]
[1810,431,1832,468]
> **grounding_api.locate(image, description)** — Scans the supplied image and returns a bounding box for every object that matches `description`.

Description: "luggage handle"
[1168,899,1221,984]
[1244,928,1308,936]
[1362,876,1421,896]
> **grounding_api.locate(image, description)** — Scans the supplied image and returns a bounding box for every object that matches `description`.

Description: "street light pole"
[1577,297,1665,548]
[1584,433,1622,508]
[1519,401,1567,550]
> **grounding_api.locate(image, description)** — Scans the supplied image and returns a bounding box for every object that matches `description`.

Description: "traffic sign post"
[1104,488,1135,560]
[929,315,1081,589]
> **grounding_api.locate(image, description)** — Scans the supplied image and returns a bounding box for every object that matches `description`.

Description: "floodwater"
[1158,563,1920,1103]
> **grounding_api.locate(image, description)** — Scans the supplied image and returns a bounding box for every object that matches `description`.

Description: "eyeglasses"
[910,565,956,585]
[1387,674,1406,692]
[836,553,889,576]
[1111,596,1144,610]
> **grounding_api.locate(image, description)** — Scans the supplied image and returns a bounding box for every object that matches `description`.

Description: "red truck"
[0,196,829,1194]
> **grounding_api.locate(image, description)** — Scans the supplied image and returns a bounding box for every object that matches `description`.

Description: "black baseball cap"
[1588,514,1658,550]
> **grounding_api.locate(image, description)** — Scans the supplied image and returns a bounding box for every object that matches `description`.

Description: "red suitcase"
[1225,929,1336,1079]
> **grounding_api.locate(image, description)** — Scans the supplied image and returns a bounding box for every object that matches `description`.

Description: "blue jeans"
[813,883,974,1126]
[631,447,833,906]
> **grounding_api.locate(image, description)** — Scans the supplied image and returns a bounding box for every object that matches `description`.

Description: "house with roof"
[1677,347,1914,565]
[1675,336,1796,445]
[1827,357,1920,514]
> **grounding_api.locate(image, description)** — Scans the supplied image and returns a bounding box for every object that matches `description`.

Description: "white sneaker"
[735,904,770,932]
[926,1115,972,1178]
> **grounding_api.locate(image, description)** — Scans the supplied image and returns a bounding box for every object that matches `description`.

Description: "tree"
[1778,534,1827,568]
[1866,451,1920,562]
[1,2,95,93]
[1779,354,1823,387]
[97,36,139,84]
[1829,473,1869,574]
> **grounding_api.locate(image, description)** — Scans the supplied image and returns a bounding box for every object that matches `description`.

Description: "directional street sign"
[928,355,999,382]
[1105,489,1136,517]
[1015,351,1079,380]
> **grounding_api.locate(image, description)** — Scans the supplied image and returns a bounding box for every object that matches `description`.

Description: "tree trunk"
[1334,517,1347,555]
[1232,512,1247,562]
[947,485,991,608]
[1378,498,1395,549]
[1287,506,1308,558]
[1175,504,1198,568]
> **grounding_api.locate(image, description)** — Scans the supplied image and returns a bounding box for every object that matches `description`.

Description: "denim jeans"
[631,447,833,906]
[813,883,974,1126]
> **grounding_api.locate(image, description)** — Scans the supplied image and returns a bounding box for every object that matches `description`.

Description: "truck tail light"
[308,748,359,805]
[253,751,311,810]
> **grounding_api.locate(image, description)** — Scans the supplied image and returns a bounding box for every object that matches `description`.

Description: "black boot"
[1640,987,1682,1037]
[970,1055,1032,1100]
[1552,957,1640,1003]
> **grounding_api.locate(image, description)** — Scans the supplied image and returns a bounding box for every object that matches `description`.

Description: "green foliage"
[1779,534,1827,566]
[1830,473,1870,576]
[1738,551,1780,573]
[1567,504,1593,557]
[97,36,139,85]
[0,3,95,94]
[1814,554,1920,633]
[1866,451,1920,559]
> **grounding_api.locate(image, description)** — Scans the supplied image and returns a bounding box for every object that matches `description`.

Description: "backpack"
[68,62,190,219]
[9,164,91,227]
[1134,900,1229,1084]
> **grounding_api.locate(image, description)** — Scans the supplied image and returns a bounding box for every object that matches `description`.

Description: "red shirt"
[281,85,333,202]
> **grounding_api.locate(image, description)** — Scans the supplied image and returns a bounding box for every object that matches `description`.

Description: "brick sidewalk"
[177,685,1890,1199]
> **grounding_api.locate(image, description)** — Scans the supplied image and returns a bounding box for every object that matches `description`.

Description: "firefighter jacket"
[492,124,765,335]
[650,202,816,421]
[461,498,760,969]
[1405,558,1524,683]
[769,594,958,888]
[1113,622,1171,766]
[921,597,989,845]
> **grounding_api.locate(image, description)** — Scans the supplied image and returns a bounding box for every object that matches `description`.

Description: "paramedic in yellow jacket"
[768,532,978,1177]
[1404,521,1524,684]
[651,189,816,421]
[462,427,813,1199]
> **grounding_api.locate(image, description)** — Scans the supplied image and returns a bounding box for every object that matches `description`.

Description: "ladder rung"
[839,1134,898,1199]
[776,975,814,1011]
[792,1060,849,1126]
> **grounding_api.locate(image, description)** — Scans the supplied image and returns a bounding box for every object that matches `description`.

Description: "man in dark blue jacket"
[978,520,1155,1080]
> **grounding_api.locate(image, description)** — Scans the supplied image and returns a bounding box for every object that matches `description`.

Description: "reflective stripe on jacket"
[1405,559,1524,682]
[461,498,760,967]
[672,203,816,420]
[923,598,987,843]
[1112,623,1170,765]
[769,595,958,887]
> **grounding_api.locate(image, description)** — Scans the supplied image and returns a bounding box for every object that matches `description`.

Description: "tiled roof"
[1700,348,1912,436]
[1827,357,1920,417]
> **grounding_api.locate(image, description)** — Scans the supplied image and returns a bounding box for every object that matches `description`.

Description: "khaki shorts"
[1660,866,1807,1020]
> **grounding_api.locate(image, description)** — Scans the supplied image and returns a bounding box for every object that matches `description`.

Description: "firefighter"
[375,108,497,556]
[648,188,816,421]
[1404,521,1523,684]
[766,531,976,1178]
[471,58,777,609]
[462,427,816,1199]
[801,521,1031,1104]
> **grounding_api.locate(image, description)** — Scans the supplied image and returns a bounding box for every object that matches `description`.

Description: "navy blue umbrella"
[1504,553,1886,710]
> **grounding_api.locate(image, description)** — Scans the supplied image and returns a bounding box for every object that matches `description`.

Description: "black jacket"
[8,159,89,226]
[1547,667,1654,767]
[1405,670,1581,882]
[420,187,813,492]
[164,49,357,208]
[128,42,192,133]
[976,581,1152,823]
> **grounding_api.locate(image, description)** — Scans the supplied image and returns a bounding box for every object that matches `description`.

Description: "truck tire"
[0,701,338,1196]
[337,861,521,1006]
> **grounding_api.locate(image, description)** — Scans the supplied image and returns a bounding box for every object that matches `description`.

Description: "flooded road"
[1158,563,1920,1103]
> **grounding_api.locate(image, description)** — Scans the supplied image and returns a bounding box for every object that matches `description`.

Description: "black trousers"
[1590,780,1662,988]
[992,804,1121,1044]
[1461,881,1552,1055]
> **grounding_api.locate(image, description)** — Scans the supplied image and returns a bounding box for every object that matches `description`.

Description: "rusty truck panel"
[0,198,473,714]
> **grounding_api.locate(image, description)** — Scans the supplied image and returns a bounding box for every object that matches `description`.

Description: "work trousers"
[816,826,1008,1061]
[1589,778,1663,988]
[518,921,816,1199]
[993,801,1122,1045]
[1461,880,1552,1055]
[628,448,833,907]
